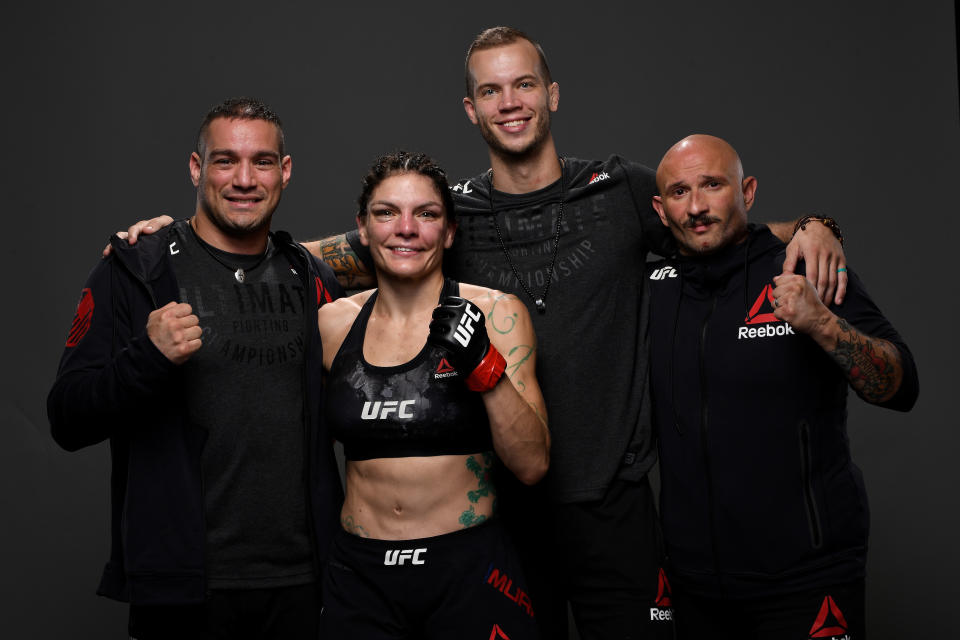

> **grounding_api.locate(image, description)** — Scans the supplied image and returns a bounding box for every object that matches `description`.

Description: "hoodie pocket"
[799,420,823,549]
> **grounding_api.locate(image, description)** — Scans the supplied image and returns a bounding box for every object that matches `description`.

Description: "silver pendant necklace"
[488,160,565,314]
[189,223,269,283]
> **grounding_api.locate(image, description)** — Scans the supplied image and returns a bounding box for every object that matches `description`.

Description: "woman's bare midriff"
[340,452,496,540]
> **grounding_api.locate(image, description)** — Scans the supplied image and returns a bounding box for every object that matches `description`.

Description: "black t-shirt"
[169,221,314,588]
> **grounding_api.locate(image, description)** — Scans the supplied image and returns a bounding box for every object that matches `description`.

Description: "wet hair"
[464,26,552,97]
[356,151,456,223]
[195,97,285,157]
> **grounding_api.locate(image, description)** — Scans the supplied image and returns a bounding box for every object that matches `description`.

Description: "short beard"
[477,111,551,161]
[198,195,274,239]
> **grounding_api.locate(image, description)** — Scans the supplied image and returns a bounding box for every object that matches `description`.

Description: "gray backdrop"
[3,1,957,637]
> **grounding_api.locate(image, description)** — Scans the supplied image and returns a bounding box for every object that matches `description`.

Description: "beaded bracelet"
[793,215,844,246]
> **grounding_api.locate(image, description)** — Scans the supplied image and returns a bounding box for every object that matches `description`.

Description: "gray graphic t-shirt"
[168,221,313,588]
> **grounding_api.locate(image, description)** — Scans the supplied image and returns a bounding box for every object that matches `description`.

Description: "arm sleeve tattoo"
[830,318,904,404]
[318,235,373,289]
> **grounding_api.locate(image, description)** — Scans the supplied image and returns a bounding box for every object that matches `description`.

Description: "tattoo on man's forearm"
[831,318,898,402]
[459,452,496,528]
[341,515,371,538]
[319,238,370,288]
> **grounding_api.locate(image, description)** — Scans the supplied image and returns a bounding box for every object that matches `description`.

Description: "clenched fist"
[771,274,833,336]
[428,296,505,393]
[147,301,202,364]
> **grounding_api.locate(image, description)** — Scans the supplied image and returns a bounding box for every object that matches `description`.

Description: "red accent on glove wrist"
[465,344,507,392]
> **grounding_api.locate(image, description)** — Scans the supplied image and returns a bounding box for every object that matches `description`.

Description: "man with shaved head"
[647,134,919,639]
[654,136,753,256]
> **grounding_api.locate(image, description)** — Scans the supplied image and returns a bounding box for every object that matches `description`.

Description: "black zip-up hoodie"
[48,225,344,605]
[647,224,918,599]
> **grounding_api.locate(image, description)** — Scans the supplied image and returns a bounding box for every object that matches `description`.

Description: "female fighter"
[318,152,549,639]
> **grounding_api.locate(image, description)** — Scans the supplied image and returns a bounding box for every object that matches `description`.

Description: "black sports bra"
[324,279,493,461]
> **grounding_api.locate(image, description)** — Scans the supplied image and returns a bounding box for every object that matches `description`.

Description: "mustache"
[685,214,721,229]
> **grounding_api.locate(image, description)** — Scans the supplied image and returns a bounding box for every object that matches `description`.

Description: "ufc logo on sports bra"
[361,400,415,420]
[384,548,427,566]
[454,305,483,347]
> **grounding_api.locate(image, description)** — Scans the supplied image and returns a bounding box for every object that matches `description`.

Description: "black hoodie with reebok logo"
[646,224,918,599]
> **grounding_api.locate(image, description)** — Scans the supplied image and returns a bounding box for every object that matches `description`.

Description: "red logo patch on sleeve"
[66,288,94,347]
[315,276,333,307]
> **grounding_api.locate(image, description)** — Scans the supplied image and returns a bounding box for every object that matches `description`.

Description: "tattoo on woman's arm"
[488,296,518,335]
[459,453,496,528]
[527,401,547,425]
[504,344,534,392]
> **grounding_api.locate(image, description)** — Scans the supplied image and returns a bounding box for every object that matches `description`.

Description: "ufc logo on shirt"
[384,548,427,566]
[454,305,483,347]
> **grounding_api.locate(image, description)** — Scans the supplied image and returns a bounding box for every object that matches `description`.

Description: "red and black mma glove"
[428,296,506,393]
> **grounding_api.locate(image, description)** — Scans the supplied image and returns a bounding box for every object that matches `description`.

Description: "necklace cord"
[188,221,270,283]
[488,161,564,313]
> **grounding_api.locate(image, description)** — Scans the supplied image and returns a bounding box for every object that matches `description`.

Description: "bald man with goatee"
[646,134,918,639]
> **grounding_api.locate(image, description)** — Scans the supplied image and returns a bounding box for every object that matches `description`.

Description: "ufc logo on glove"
[454,304,483,347]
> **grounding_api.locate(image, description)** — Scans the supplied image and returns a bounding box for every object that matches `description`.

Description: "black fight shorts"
[321,520,539,640]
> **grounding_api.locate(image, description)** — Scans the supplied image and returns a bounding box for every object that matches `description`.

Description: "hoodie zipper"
[111,233,211,590]
[799,420,824,549]
[698,293,724,593]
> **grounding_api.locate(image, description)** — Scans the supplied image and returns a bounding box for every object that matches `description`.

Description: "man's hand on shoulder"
[778,218,847,305]
[147,301,202,364]
[102,215,175,257]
